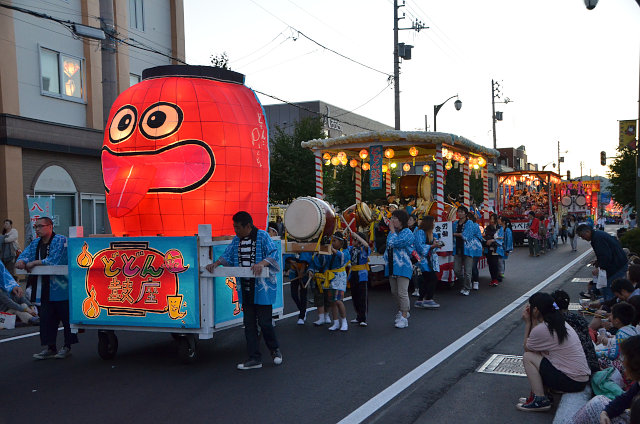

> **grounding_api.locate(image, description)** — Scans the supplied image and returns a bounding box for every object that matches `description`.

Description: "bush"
[620,228,640,254]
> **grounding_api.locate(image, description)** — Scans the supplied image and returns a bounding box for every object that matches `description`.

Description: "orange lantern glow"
[459,156,466,164]
[384,148,395,159]
[478,157,487,167]
[349,159,358,168]
[409,146,418,157]
[102,66,270,237]
[445,161,453,170]
[322,152,331,161]
[442,147,449,157]
[324,159,331,166]
[331,156,340,166]
[423,164,430,173]
[337,151,347,161]
[340,157,348,166]
[382,164,389,173]
[446,151,453,160]
[402,163,411,172]
[362,163,370,171]
[359,149,369,160]
[63,59,80,77]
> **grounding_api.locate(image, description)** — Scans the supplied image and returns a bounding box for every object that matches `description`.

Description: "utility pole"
[393,0,401,130]
[491,80,497,150]
[100,0,117,129]
[580,161,584,180]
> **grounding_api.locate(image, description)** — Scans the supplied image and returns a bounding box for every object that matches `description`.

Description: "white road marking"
[0,327,63,344]
[338,249,592,424]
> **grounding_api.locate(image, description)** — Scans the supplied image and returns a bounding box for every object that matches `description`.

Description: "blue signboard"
[370,145,383,189]
[68,237,200,329]
[211,240,284,326]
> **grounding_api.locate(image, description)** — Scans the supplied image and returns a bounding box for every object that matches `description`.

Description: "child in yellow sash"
[348,232,370,326]
[309,232,351,331]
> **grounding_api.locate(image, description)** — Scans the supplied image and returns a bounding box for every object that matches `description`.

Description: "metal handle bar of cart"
[15,265,68,276]
[199,266,272,278]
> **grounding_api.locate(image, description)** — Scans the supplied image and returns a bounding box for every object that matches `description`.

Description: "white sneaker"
[394,311,410,322]
[395,316,408,328]
[472,281,479,290]
[328,320,340,331]
[340,318,348,331]
[313,316,325,326]
[324,313,332,324]
[297,318,305,325]
[350,318,360,323]
[460,289,470,296]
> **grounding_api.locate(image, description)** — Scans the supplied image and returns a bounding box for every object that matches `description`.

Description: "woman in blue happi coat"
[384,209,414,328]
[414,215,442,309]
[496,216,514,280]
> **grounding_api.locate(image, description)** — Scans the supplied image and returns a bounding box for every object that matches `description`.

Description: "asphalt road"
[1,233,600,424]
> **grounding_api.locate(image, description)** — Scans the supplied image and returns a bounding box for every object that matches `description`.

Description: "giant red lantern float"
[102,65,270,237]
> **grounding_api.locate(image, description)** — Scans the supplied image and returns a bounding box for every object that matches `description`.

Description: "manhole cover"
[477,354,526,377]
[572,278,592,283]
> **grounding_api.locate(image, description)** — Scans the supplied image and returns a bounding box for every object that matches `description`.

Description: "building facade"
[263,101,393,139]
[0,0,184,246]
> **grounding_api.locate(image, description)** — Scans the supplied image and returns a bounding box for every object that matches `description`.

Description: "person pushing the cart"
[206,211,282,370]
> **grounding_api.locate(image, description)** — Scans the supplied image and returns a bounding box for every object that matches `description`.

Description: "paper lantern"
[390,162,397,169]
[459,156,466,164]
[322,152,331,161]
[359,149,368,160]
[349,159,358,168]
[324,159,331,166]
[382,164,389,173]
[442,147,449,157]
[445,161,453,170]
[331,156,340,166]
[478,157,487,167]
[422,164,430,173]
[337,151,347,161]
[362,163,370,171]
[403,163,411,172]
[340,157,348,166]
[446,151,453,160]
[384,148,395,159]
[102,65,270,237]
[409,146,418,157]
[473,164,480,170]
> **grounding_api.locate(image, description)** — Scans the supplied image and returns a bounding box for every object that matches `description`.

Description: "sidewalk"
[412,249,596,424]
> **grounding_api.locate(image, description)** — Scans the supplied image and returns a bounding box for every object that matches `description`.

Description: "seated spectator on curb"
[612,279,640,302]
[517,292,591,412]
[570,335,640,424]
[0,260,38,325]
[596,302,638,378]
[552,289,600,374]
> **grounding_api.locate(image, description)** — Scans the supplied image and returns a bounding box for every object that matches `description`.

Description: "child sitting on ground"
[597,302,638,379]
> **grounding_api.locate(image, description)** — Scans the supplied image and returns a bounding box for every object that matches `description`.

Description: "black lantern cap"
[142,65,245,84]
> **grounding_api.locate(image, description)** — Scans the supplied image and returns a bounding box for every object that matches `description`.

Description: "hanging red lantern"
[362,163,370,171]
[102,65,270,237]
[422,164,430,173]
[349,159,358,168]
[359,149,369,160]
[409,146,418,157]
[384,148,395,159]
[322,152,331,161]
[402,163,411,172]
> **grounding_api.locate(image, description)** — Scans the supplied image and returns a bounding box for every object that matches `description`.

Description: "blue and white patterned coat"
[0,260,18,294]
[218,229,279,306]
[18,234,68,301]
[384,228,415,279]
[309,249,351,291]
[496,227,514,258]
[413,228,440,273]
[348,245,370,282]
[452,220,483,258]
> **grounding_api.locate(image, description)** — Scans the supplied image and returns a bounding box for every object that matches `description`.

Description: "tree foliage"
[210,52,230,69]
[608,146,636,208]
[269,117,323,204]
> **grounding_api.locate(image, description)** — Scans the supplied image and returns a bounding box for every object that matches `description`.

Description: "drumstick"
[580,310,608,319]
[338,214,356,235]
[302,274,313,289]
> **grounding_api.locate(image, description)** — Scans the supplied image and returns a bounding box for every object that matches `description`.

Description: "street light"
[433,95,462,132]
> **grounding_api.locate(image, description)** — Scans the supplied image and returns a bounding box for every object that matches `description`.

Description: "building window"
[39,47,84,102]
[129,73,141,87]
[129,0,144,30]
[81,194,107,235]
[488,177,494,192]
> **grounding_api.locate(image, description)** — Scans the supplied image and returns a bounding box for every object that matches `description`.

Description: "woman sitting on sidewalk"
[570,335,640,424]
[517,292,591,412]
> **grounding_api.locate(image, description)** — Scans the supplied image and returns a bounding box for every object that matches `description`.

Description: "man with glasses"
[16,217,77,359]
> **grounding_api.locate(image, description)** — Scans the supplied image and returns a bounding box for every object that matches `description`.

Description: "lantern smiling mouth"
[102,140,215,218]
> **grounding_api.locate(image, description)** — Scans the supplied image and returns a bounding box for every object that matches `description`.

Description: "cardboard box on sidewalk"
[0,312,16,329]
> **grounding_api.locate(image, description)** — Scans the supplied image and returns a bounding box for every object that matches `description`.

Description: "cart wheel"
[98,331,118,360]
[177,335,197,364]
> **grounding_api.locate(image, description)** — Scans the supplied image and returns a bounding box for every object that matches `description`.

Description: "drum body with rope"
[425,201,458,222]
[285,197,336,242]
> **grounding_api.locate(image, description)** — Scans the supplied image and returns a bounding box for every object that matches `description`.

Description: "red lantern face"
[102,66,269,237]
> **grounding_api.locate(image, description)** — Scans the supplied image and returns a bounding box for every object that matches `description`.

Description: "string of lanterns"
[321,146,486,175]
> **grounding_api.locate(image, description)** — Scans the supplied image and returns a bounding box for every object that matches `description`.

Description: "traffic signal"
[566,170,571,180]
[600,151,606,166]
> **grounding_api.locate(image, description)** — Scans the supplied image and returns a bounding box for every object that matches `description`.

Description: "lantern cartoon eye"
[139,102,184,140]
[109,105,138,143]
